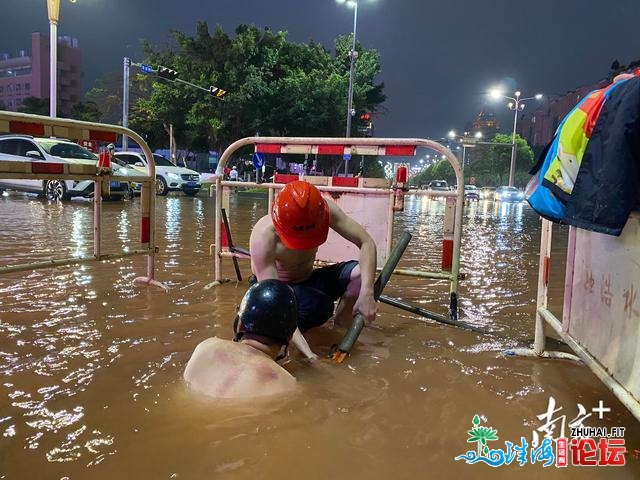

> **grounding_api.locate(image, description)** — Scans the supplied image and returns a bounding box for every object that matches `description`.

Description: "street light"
[336,0,359,174]
[489,89,542,186]
[46,0,77,117]
[447,130,483,168]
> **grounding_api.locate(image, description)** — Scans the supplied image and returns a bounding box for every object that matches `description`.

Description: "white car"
[113,151,201,196]
[0,135,129,201]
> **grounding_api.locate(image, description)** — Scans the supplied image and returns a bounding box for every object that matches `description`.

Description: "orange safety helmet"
[272,180,330,250]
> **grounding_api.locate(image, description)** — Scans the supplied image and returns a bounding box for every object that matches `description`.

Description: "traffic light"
[209,85,227,100]
[157,65,178,81]
[358,112,373,137]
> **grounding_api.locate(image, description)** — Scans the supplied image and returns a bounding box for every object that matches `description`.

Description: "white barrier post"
[442,196,456,270]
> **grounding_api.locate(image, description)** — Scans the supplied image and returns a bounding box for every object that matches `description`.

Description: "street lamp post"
[46,0,77,118]
[489,89,542,186]
[448,130,482,169]
[337,0,359,174]
[462,132,482,168]
[122,57,130,151]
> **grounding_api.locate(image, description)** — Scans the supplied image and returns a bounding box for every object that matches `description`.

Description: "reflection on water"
[1,192,639,479]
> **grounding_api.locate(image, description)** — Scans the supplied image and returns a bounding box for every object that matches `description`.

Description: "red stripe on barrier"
[9,121,45,136]
[220,221,229,248]
[385,145,416,156]
[32,162,64,174]
[441,238,453,270]
[89,130,117,142]
[140,216,150,244]
[544,256,550,286]
[317,145,345,155]
[255,143,282,154]
[273,173,299,184]
[331,176,358,187]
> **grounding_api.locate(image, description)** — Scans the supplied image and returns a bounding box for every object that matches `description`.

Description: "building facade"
[471,110,500,139]
[0,32,82,115]
[518,79,610,149]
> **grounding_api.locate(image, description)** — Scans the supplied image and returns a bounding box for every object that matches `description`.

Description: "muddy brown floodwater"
[1,190,639,479]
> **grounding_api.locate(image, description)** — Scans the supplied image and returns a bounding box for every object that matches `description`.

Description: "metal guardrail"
[0,111,165,288]
[208,136,469,327]
[505,216,640,422]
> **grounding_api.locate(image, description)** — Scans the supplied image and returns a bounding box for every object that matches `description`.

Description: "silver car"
[0,135,129,201]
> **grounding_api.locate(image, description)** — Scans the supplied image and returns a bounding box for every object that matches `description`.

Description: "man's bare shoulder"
[327,198,347,226]
[252,214,274,234]
[183,337,296,399]
[250,215,279,249]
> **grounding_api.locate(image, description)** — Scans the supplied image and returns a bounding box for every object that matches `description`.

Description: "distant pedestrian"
[229,166,239,181]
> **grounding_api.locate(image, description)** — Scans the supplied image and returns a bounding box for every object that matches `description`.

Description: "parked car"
[0,135,129,201]
[427,180,449,191]
[494,186,525,202]
[464,184,481,201]
[113,151,201,196]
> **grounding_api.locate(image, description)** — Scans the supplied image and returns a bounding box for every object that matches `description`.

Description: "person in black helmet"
[183,279,298,399]
[250,180,378,361]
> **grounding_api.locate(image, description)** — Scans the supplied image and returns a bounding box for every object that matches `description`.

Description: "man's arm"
[291,329,319,361]
[249,215,280,280]
[327,200,378,323]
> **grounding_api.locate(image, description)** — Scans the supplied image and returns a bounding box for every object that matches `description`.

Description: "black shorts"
[290,261,358,332]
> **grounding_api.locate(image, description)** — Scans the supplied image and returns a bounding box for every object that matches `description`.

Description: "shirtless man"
[183,279,298,398]
[249,180,377,359]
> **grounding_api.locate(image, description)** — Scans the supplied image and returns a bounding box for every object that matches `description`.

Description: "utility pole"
[169,123,175,164]
[122,57,130,151]
[344,1,358,175]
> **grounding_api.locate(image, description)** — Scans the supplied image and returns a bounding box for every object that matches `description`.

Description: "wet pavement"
[1,190,639,479]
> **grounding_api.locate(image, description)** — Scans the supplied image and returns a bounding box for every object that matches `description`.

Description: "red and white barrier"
[0,111,162,288]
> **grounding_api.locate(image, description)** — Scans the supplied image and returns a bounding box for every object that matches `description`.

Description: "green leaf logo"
[466,415,499,456]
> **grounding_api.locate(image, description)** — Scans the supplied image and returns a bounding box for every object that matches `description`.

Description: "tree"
[431,159,455,184]
[412,164,431,187]
[70,101,102,122]
[18,96,49,115]
[467,133,534,187]
[124,22,386,174]
[84,71,125,124]
[360,157,386,178]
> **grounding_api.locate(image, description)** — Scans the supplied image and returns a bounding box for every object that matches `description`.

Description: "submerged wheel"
[156,176,169,196]
[44,180,69,201]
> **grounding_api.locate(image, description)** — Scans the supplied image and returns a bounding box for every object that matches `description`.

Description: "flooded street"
[1,190,639,479]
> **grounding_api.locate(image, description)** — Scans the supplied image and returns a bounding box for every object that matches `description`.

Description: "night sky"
[3,0,639,139]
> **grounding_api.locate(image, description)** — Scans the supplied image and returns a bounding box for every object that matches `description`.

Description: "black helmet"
[233,279,297,346]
